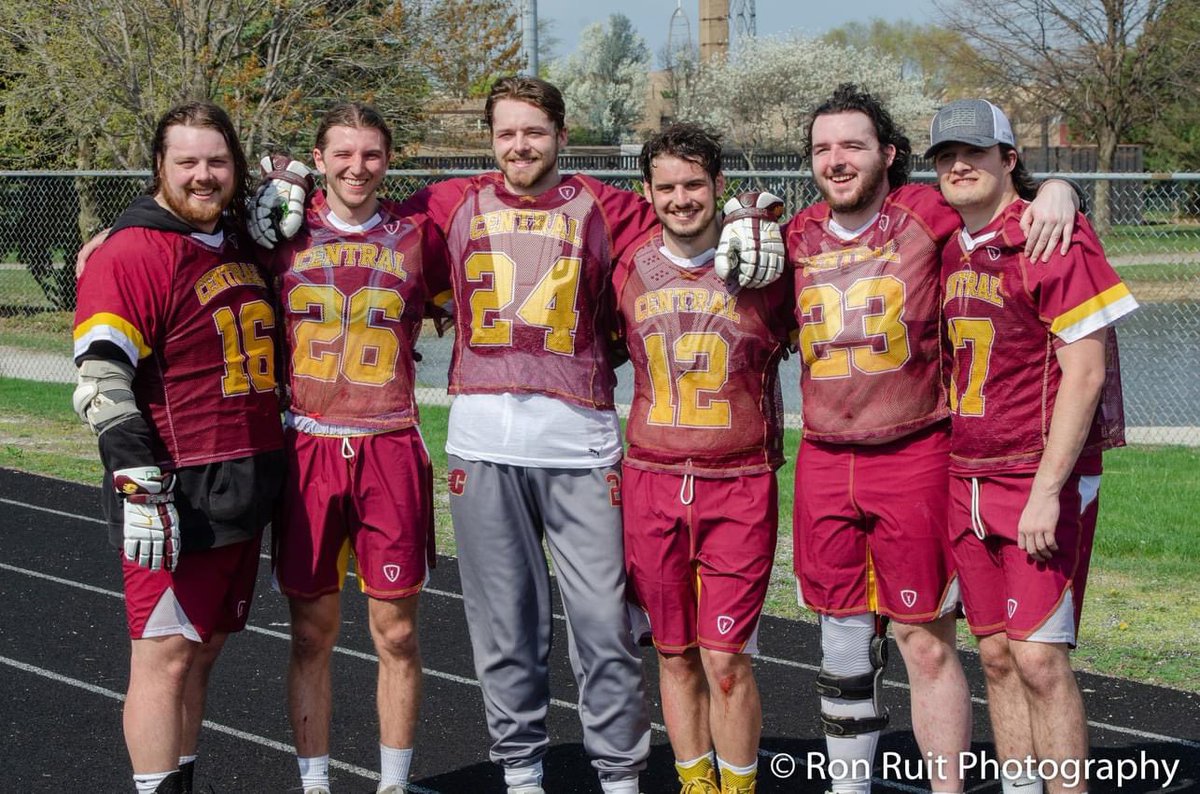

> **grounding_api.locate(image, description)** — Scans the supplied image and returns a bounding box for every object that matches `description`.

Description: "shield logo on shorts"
[448,469,467,496]
[1007,598,1019,618]
[383,564,401,583]
[236,600,247,618]
[558,185,577,201]
[901,589,918,608]
[716,615,735,635]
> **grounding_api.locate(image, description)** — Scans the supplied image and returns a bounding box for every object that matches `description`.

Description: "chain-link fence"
[3,170,1197,446]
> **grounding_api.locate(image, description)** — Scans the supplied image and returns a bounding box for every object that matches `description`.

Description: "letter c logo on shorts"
[1007,598,1019,618]
[716,615,735,635]
[900,589,918,608]
[448,469,467,496]
[383,564,401,583]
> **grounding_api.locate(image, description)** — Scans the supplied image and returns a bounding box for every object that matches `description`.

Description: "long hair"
[315,101,393,154]
[805,83,912,189]
[1004,145,1038,201]
[639,123,723,184]
[485,76,567,132]
[150,101,250,233]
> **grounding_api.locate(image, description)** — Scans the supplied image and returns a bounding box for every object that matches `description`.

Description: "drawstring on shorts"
[970,477,987,540]
[679,472,695,506]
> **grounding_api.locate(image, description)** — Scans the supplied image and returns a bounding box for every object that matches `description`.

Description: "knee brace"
[816,613,890,737]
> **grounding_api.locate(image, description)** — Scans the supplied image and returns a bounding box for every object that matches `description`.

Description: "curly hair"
[805,83,912,188]
[639,123,723,184]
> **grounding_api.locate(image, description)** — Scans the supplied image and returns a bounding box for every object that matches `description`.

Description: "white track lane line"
[0,653,443,793]
[4,496,1200,766]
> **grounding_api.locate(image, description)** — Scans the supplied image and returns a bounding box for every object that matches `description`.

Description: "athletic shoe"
[680,777,720,793]
[506,786,545,794]
[719,766,757,794]
[377,786,405,794]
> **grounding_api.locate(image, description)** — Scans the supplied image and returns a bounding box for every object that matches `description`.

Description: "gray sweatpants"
[447,455,650,781]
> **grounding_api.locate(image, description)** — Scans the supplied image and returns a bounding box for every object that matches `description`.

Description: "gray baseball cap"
[924,99,1016,158]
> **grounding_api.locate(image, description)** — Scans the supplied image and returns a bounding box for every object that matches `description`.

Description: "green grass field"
[1104,223,1200,257]
[2,376,1197,690]
[1112,262,1200,282]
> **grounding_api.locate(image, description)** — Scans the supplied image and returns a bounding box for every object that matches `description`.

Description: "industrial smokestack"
[699,0,729,62]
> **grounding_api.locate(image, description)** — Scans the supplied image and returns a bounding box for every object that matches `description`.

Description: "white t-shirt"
[445,393,622,468]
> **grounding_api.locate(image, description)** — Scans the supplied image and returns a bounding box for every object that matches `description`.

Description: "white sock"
[599,777,640,794]
[676,752,715,770]
[824,696,878,794]
[1001,772,1043,793]
[717,756,758,776]
[379,744,413,788]
[133,771,174,794]
[504,761,543,789]
[298,754,331,790]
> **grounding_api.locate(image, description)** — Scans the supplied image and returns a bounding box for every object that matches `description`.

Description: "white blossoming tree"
[550,14,651,145]
[673,35,935,169]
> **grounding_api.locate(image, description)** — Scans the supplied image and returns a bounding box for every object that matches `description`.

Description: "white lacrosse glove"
[249,154,314,249]
[113,466,180,572]
[714,191,786,288]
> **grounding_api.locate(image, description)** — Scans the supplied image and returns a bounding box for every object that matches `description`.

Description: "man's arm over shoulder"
[392,176,476,238]
[581,175,657,261]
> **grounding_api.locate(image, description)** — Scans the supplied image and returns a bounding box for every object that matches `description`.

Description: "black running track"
[0,469,1196,793]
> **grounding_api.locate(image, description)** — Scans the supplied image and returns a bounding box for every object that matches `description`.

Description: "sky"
[531,0,939,65]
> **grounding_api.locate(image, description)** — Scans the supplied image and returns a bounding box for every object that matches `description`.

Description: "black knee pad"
[815,621,890,737]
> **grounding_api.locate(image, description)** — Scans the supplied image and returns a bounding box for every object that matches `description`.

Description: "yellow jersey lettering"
[469,210,584,246]
[944,270,1005,308]
[290,244,407,278]
[195,263,266,305]
[799,240,901,274]
[633,288,740,323]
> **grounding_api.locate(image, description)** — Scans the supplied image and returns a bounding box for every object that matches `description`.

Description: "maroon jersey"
[614,236,794,476]
[785,184,961,444]
[401,172,656,409]
[267,191,450,431]
[941,201,1137,475]
[74,224,283,467]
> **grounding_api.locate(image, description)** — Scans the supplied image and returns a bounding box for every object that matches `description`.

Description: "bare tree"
[822,18,986,101]
[0,0,526,170]
[0,0,503,309]
[935,0,1181,232]
[416,0,524,98]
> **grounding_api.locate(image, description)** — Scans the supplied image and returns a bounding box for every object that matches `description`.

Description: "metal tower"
[730,0,756,47]
[666,0,694,69]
